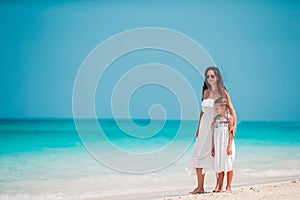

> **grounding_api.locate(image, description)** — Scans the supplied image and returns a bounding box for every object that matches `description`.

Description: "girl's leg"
[190,168,205,194]
[214,172,224,192]
[226,170,233,192]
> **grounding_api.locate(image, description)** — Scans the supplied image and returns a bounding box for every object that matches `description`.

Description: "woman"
[186,66,237,194]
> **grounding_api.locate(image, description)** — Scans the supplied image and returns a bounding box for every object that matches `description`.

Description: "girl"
[211,97,235,192]
[186,66,237,194]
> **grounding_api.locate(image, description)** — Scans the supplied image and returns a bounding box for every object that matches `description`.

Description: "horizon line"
[0,117,299,123]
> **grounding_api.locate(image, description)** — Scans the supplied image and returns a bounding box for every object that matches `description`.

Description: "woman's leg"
[196,168,205,193]
[213,173,219,192]
[226,170,233,192]
[190,168,205,194]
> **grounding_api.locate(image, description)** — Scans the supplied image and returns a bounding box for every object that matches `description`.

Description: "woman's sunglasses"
[206,74,215,79]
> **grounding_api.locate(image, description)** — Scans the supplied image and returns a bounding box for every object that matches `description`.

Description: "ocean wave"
[237,168,300,177]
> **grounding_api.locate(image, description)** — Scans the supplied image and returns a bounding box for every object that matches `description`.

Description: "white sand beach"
[84,179,300,200]
[162,180,300,200]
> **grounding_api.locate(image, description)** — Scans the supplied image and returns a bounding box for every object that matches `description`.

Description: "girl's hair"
[201,66,225,100]
[214,97,230,123]
[214,97,229,109]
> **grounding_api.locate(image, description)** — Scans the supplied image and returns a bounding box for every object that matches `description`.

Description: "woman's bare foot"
[189,187,204,194]
[212,187,217,192]
[212,189,222,193]
[213,182,219,193]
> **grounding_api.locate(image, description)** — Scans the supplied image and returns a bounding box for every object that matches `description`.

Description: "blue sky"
[1,0,299,121]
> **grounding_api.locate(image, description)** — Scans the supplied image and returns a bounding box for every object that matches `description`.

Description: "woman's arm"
[196,111,204,137]
[224,89,237,136]
[211,118,216,157]
[227,115,234,155]
[196,89,208,137]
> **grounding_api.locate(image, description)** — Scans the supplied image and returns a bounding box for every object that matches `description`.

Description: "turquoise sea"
[0,119,299,199]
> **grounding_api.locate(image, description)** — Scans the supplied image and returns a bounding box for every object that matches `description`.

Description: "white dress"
[186,98,217,175]
[213,116,235,172]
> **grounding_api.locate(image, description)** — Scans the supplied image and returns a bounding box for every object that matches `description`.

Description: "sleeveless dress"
[213,116,235,172]
[186,98,217,175]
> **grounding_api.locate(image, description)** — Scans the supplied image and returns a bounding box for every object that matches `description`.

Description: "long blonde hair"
[214,96,229,108]
[214,96,229,120]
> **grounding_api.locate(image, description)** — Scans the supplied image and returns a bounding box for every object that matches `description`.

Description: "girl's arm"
[224,89,237,136]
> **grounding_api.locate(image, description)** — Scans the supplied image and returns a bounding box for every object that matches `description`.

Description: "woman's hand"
[228,126,236,136]
[228,116,236,136]
[224,88,237,136]
[211,147,215,157]
[227,145,232,155]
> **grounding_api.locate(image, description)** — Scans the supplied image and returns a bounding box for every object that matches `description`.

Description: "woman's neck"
[210,84,218,92]
[209,84,220,98]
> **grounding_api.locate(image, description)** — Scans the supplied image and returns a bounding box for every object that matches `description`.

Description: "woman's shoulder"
[222,87,228,95]
[222,87,231,101]
[203,88,209,99]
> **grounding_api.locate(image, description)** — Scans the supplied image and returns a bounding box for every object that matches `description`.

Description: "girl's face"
[214,103,226,115]
[206,70,218,86]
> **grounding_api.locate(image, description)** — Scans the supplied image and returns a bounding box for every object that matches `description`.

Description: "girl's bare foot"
[226,186,232,192]
[189,187,204,194]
